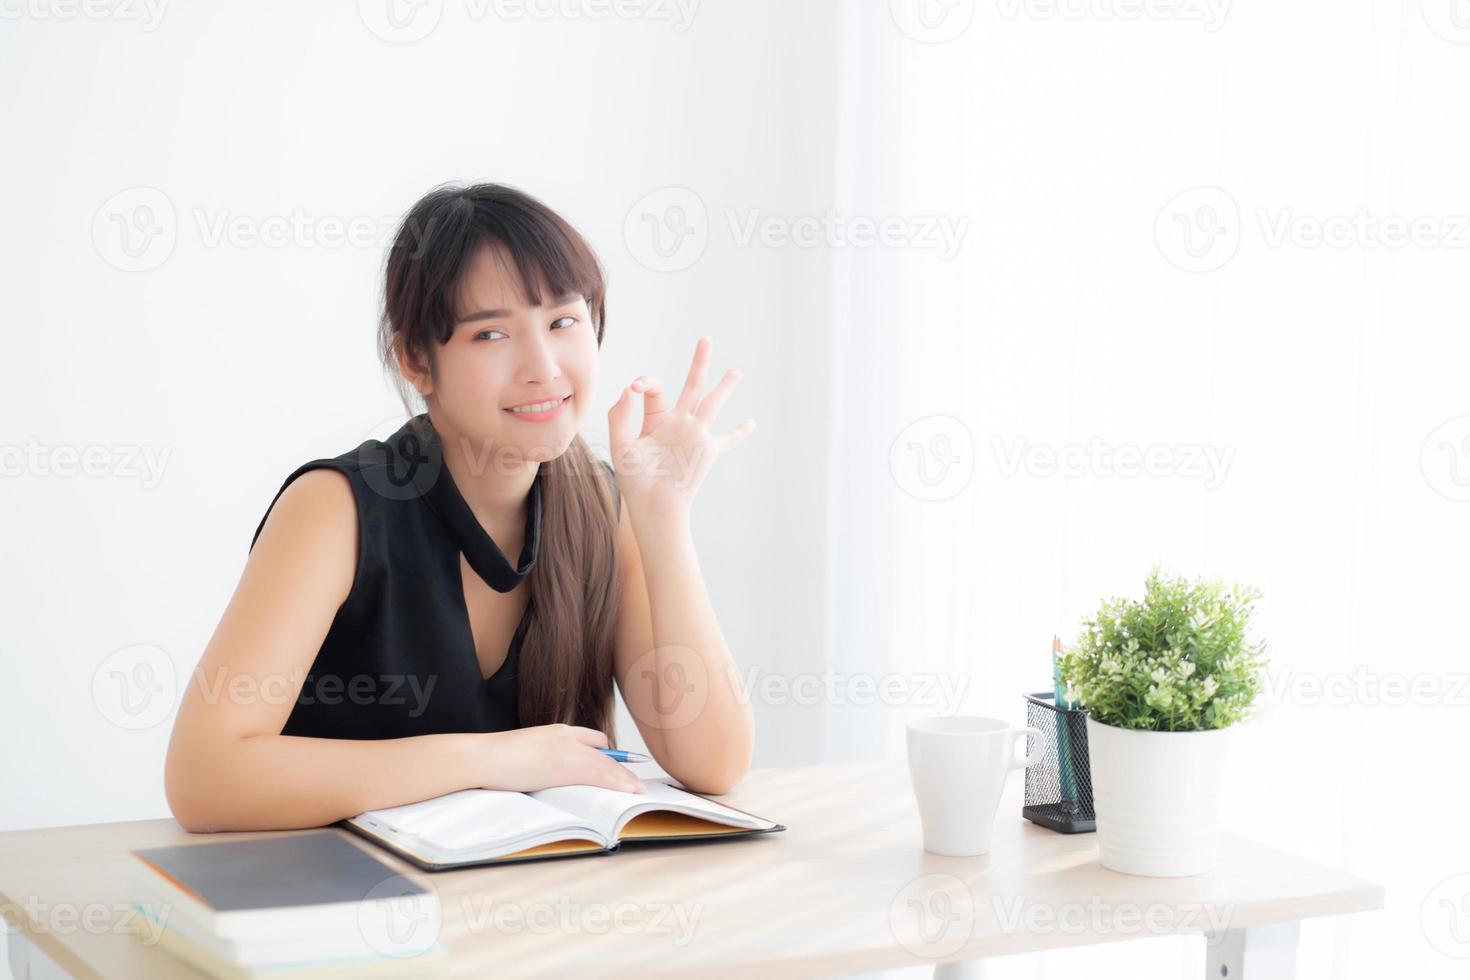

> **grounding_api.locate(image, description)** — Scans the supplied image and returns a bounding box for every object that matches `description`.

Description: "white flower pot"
[1085,717,1233,877]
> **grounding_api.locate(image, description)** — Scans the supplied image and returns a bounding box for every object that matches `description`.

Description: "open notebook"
[341,780,785,871]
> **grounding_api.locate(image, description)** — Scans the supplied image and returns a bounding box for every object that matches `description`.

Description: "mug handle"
[1009,726,1046,770]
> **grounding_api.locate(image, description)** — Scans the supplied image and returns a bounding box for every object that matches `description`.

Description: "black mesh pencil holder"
[1021,691,1096,834]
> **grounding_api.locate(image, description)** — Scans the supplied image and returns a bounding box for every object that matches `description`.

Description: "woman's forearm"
[165,730,487,833]
[630,508,754,793]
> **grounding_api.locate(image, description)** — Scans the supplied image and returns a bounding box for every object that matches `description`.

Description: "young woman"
[164,183,756,832]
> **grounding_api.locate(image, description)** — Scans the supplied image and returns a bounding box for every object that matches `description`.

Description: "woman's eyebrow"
[455,294,582,325]
[457,308,512,324]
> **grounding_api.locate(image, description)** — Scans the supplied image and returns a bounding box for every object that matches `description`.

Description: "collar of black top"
[368,413,541,593]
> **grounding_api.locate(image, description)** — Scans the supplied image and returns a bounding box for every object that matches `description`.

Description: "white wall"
[5,3,1467,979]
[826,2,1470,978]
[0,0,840,835]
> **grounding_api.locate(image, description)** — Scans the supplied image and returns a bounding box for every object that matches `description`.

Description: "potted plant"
[1058,567,1268,877]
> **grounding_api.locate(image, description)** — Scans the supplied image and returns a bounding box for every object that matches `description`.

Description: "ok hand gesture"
[607,337,756,519]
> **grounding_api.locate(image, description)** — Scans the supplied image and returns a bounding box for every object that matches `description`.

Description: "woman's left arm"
[607,337,757,795]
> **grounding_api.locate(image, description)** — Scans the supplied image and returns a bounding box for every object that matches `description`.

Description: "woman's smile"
[503,393,571,422]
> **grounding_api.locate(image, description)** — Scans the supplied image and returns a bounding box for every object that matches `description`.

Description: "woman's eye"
[474,329,508,342]
[552,316,577,330]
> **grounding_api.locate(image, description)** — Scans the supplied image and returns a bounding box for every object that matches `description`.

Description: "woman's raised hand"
[607,337,755,519]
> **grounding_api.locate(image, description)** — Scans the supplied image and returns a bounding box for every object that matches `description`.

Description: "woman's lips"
[503,394,571,423]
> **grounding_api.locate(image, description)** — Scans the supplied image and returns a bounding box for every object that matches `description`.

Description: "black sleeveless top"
[249,413,615,740]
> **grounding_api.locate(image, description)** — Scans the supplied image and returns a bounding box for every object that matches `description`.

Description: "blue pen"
[598,748,653,763]
[1052,635,1080,815]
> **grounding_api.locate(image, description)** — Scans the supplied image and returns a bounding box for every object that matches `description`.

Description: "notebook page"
[530,781,772,840]
[360,789,596,852]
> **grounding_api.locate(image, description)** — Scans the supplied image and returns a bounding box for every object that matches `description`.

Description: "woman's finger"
[589,753,645,793]
[607,385,640,453]
[674,337,711,416]
[695,368,740,427]
[632,375,669,437]
[715,419,757,456]
[568,726,611,748]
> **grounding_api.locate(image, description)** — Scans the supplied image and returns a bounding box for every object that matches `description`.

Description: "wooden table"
[1,760,1382,978]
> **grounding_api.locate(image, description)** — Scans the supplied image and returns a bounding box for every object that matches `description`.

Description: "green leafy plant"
[1058,567,1268,732]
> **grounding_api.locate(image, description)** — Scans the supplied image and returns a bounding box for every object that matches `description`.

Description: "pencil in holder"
[1021,691,1095,834]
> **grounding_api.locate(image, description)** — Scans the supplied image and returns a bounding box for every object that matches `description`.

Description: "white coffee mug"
[905,716,1045,856]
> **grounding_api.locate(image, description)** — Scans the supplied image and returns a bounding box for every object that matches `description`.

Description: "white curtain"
[825,2,1470,977]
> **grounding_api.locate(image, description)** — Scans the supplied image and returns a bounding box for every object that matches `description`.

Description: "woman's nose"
[515,333,560,385]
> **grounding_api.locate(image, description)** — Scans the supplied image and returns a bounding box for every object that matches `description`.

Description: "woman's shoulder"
[250,459,360,554]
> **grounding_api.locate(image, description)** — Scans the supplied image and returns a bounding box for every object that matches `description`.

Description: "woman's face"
[422,243,598,468]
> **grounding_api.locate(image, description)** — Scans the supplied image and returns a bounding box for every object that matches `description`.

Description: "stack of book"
[127,829,445,978]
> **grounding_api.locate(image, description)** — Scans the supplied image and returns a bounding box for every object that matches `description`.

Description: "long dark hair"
[377,182,621,743]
